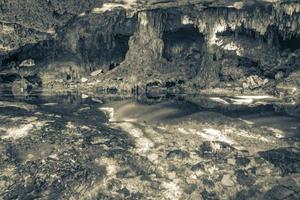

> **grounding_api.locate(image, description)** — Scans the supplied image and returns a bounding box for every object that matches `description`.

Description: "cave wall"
[0,1,300,95]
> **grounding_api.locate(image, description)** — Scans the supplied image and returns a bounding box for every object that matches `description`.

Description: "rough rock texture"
[1,95,300,199]
[0,0,300,106]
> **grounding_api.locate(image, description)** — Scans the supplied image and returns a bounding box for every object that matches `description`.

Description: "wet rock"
[116,169,137,179]
[234,186,262,200]
[166,149,189,160]
[90,136,108,145]
[107,87,118,94]
[203,178,215,188]
[198,141,235,159]
[183,184,197,194]
[264,185,299,200]
[117,187,130,197]
[259,147,300,175]
[242,75,269,90]
[91,98,104,104]
[278,175,300,190]
[11,78,31,96]
[235,170,255,186]
[191,162,205,171]
[236,156,251,167]
[201,190,219,200]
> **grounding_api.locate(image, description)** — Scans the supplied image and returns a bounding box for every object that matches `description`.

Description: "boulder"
[91,69,103,77]
[11,78,31,96]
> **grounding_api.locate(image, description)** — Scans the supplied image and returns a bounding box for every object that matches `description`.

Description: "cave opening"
[78,33,130,71]
[162,25,204,62]
[217,26,263,41]
[264,26,300,52]
[114,34,130,60]
[278,35,300,52]
[106,34,130,70]
[109,63,120,70]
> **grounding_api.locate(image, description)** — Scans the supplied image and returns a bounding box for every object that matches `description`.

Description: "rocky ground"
[0,94,299,199]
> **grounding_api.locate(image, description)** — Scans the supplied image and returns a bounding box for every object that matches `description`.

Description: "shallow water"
[0,92,300,199]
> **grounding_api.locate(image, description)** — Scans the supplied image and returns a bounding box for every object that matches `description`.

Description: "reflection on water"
[0,91,300,199]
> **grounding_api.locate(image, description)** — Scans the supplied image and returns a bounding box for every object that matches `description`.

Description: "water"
[0,92,300,199]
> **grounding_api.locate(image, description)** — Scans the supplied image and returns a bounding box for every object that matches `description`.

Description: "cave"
[113,34,130,61]
[278,35,300,52]
[78,33,130,70]
[264,26,300,51]
[162,25,204,62]
[1,2,300,199]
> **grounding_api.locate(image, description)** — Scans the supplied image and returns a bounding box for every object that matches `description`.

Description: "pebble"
[227,158,236,165]
[81,94,89,99]
[221,174,235,187]
[81,77,88,83]
[91,69,103,77]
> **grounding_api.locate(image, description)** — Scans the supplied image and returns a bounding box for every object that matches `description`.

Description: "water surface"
[0,92,299,199]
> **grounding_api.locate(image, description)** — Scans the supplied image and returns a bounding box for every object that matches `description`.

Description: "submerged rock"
[11,78,31,96]
[198,141,235,159]
[259,147,300,175]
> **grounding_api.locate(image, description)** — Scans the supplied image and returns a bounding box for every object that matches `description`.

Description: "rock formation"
[0,0,299,101]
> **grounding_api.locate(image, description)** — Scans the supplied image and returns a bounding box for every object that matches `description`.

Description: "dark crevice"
[109,63,120,71]
[217,25,300,52]
[78,33,130,70]
[25,75,42,86]
[278,35,300,52]
[162,25,204,62]
[217,26,263,41]
[113,34,130,63]
[0,74,21,83]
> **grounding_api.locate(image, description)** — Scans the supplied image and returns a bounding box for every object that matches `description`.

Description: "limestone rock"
[221,174,235,187]
[19,59,35,67]
[11,79,31,96]
[91,69,103,77]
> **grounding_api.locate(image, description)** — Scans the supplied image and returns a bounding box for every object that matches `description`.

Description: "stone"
[81,94,89,99]
[244,75,268,90]
[199,141,235,159]
[191,163,205,171]
[166,149,189,160]
[227,158,236,165]
[221,174,235,187]
[92,98,104,104]
[275,71,285,80]
[201,190,218,200]
[81,77,88,83]
[264,185,297,200]
[48,154,59,161]
[11,79,31,96]
[236,156,251,166]
[235,170,255,186]
[259,147,300,175]
[90,69,103,77]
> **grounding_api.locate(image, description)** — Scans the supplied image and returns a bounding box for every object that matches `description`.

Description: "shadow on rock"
[259,147,300,175]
